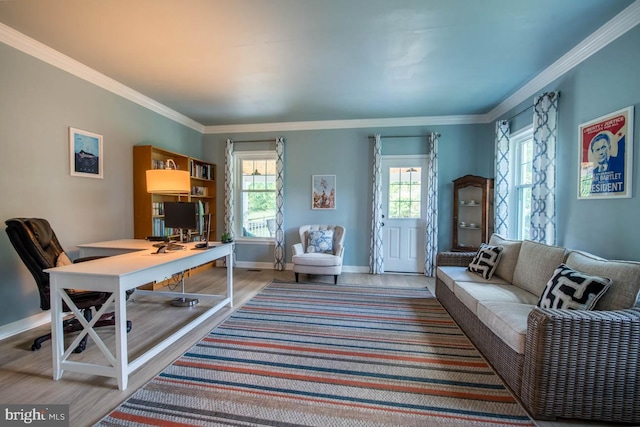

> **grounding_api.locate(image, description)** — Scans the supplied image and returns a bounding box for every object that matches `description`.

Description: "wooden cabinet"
[133,145,216,241]
[452,175,494,251]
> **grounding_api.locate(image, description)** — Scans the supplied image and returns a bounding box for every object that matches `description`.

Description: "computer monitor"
[164,202,198,241]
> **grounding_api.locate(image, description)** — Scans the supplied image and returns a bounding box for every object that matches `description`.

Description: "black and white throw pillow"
[537,264,612,310]
[468,244,503,280]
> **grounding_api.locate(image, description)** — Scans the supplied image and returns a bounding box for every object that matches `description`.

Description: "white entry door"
[381,156,427,273]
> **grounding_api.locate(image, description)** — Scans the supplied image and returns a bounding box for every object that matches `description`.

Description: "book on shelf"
[191,186,208,196]
[190,160,213,180]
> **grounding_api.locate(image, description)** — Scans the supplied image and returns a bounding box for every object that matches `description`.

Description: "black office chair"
[5,218,132,353]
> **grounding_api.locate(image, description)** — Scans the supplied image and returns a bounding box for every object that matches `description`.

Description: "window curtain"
[274,137,285,271]
[424,132,439,277]
[530,91,559,245]
[494,120,510,237]
[369,134,384,274]
[224,139,236,266]
[224,139,235,239]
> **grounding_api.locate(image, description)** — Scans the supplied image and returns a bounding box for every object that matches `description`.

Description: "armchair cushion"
[292,252,342,267]
[306,229,334,253]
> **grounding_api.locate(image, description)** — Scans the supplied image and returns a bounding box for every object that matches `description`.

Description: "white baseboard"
[0,312,50,341]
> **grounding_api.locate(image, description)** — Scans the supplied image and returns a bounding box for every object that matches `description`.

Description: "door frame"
[381,154,429,273]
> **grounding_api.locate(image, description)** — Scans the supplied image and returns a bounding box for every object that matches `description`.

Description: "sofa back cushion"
[489,234,522,283]
[565,251,640,310]
[512,240,568,296]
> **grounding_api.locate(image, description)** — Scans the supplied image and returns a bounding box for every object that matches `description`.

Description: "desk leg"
[114,288,128,390]
[227,251,233,308]
[50,277,63,381]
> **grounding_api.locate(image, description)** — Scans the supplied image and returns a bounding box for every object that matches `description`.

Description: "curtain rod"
[231,139,276,143]
[367,134,441,139]
[503,105,534,123]
[502,91,560,123]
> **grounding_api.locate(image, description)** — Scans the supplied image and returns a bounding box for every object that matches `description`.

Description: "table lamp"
[146,159,190,196]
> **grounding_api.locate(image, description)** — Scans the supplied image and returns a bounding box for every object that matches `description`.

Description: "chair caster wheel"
[31,343,40,351]
[126,320,132,333]
[73,342,86,354]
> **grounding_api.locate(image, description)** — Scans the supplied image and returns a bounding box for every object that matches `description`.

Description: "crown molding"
[486,0,640,122]
[0,22,204,133]
[203,114,486,134]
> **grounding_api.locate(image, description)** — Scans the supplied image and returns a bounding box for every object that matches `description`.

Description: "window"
[235,151,276,239]
[511,127,533,240]
[388,167,422,219]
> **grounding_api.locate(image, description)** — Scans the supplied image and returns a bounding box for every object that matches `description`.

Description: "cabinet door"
[452,175,493,251]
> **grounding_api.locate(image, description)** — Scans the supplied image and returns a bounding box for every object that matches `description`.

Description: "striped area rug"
[97,281,535,426]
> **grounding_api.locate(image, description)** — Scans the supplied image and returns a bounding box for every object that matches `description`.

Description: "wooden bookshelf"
[133,145,216,241]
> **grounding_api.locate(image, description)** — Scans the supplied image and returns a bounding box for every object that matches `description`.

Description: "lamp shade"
[146,169,190,194]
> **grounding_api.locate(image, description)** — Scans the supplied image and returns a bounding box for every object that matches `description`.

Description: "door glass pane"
[388,167,421,219]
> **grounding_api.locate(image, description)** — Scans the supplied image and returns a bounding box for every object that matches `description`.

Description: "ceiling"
[0,0,636,129]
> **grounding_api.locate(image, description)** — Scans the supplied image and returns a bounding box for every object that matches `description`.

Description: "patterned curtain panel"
[369,134,384,274]
[274,137,285,271]
[494,120,510,237]
[424,132,439,277]
[530,91,559,245]
[224,139,236,266]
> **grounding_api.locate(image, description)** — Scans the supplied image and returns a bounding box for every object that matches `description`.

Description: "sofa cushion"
[437,266,509,291]
[489,234,522,283]
[477,302,533,354]
[565,251,640,310]
[306,230,333,253]
[453,281,539,315]
[537,264,612,310]
[513,240,567,296]
[468,244,503,280]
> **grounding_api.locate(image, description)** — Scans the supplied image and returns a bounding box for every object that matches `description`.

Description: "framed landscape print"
[312,175,336,209]
[578,106,633,199]
[69,127,103,179]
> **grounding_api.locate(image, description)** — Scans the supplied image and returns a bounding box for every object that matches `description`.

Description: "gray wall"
[202,124,493,267]
[0,43,203,326]
[499,24,640,260]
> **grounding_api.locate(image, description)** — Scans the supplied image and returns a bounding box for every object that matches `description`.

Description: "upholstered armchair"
[292,225,345,284]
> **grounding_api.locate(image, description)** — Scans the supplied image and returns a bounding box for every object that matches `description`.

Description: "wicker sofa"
[436,234,640,423]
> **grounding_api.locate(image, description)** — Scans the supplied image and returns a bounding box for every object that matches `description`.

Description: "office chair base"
[171,297,199,307]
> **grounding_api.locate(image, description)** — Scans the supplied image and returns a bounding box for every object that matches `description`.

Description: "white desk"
[45,239,233,390]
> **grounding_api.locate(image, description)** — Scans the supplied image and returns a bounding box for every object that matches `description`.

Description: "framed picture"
[312,175,336,209]
[578,106,633,199]
[69,127,103,178]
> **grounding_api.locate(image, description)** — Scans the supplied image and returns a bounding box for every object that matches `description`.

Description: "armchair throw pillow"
[537,264,612,310]
[306,230,334,253]
[468,244,503,280]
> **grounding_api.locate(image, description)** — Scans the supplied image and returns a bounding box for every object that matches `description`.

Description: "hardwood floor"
[0,268,611,426]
